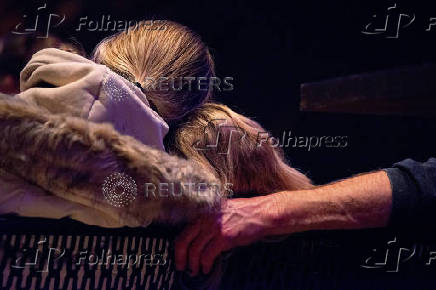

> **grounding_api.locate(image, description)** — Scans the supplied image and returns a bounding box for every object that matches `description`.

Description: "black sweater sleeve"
[384,158,436,229]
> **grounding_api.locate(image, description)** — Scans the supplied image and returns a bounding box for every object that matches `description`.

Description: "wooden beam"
[300,64,436,117]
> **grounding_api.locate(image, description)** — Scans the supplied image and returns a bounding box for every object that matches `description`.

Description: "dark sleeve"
[383,158,436,229]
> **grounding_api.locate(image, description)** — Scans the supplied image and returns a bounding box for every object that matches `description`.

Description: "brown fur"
[0,96,221,226]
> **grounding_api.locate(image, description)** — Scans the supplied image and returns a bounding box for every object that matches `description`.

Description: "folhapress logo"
[362,3,436,38]
[361,4,415,39]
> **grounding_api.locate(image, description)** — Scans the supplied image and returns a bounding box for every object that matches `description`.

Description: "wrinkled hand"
[175,195,279,276]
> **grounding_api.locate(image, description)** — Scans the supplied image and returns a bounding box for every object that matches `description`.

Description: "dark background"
[1,0,436,184]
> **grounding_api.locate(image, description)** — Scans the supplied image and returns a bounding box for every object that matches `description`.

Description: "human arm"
[175,170,393,275]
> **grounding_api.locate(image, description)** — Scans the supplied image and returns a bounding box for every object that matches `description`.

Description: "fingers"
[175,213,229,276]
[188,228,216,276]
[200,238,227,275]
[175,221,201,271]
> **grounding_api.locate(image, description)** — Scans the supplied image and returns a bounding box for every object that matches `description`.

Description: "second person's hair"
[167,103,313,196]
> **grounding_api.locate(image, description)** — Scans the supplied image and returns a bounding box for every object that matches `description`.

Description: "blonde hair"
[167,103,313,288]
[92,20,215,122]
[167,103,313,196]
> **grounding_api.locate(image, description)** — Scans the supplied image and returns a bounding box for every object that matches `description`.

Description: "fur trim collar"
[0,95,221,226]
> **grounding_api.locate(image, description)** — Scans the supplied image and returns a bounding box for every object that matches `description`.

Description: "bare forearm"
[262,171,393,236]
[176,171,393,275]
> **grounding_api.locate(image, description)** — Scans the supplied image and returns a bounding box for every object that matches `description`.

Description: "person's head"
[167,103,313,196]
[92,20,215,123]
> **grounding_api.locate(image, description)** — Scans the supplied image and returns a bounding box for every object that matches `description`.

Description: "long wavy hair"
[167,103,313,197]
